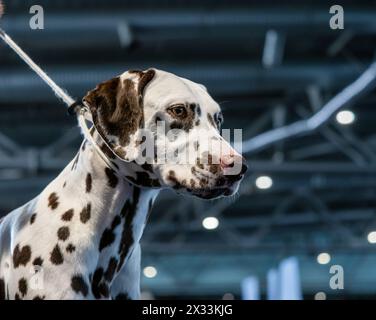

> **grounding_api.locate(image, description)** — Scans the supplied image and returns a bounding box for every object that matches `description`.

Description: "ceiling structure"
[1,0,376,298]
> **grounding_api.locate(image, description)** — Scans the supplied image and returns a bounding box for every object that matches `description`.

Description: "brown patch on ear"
[85,77,139,148]
[138,69,155,94]
[128,69,143,77]
[84,69,155,160]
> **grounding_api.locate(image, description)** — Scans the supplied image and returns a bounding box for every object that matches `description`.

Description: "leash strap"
[0,27,75,107]
[0,27,120,171]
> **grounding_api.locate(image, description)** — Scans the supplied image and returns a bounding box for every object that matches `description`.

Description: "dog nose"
[220,154,248,175]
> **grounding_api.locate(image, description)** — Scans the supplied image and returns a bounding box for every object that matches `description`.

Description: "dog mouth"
[166,167,244,200]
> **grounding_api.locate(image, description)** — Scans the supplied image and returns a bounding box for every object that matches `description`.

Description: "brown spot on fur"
[61,209,74,222]
[141,163,153,173]
[104,257,118,282]
[111,215,122,229]
[99,215,121,252]
[48,193,59,210]
[170,121,184,130]
[196,158,205,170]
[125,172,161,188]
[66,244,76,253]
[99,229,116,252]
[50,244,64,265]
[30,213,37,225]
[105,168,118,188]
[209,164,221,174]
[207,113,216,128]
[117,188,140,272]
[200,178,209,188]
[91,268,110,299]
[168,170,176,178]
[167,170,184,189]
[32,295,45,300]
[13,245,31,268]
[80,203,91,224]
[57,227,70,241]
[71,275,88,297]
[33,257,43,267]
[18,278,27,297]
[86,173,92,193]
[135,135,146,147]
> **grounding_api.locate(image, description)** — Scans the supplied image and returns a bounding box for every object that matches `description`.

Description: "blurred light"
[314,292,327,300]
[262,30,284,68]
[255,175,273,189]
[279,257,302,300]
[317,252,331,265]
[143,266,157,278]
[117,22,133,48]
[202,217,219,230]
[241,277,260,300]
[367,231,376,244]
[266,268,280,300]
[222,293,235,300]
[336,110,355,125]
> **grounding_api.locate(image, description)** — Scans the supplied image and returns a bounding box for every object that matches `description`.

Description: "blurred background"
[1,0,376,299]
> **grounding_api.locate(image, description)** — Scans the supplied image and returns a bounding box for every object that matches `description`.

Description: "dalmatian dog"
[0,69,247,300]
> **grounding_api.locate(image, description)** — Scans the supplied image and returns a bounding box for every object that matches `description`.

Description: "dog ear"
[83,69,155,162]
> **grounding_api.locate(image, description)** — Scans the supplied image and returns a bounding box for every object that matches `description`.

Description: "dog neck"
[58,132,159,284]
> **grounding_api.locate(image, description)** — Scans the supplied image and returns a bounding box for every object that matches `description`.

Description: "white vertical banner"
[266,268,280,300]
[241,276,260,300]
[279,257,302,300]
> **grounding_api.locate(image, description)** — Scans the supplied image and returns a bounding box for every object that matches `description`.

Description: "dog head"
[84,68,247,200]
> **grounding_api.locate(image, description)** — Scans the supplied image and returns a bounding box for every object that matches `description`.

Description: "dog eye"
[168,105,187,118]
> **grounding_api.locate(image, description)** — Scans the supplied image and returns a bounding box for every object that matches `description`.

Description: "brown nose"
[220,154,248,175]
